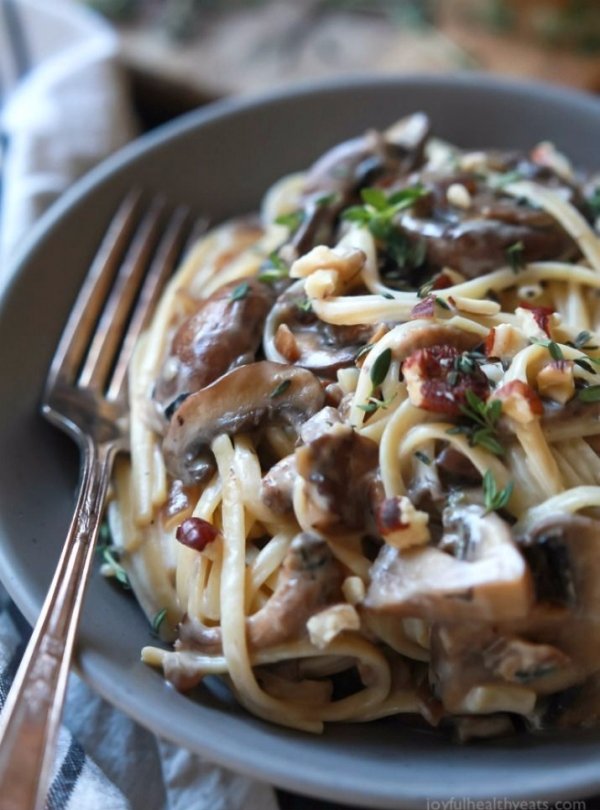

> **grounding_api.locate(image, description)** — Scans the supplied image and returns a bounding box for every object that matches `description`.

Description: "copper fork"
[0,193,190,810]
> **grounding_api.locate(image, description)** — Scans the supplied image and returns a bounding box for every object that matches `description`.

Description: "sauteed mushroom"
[155,278,274,414]
[164,361,324,484]
[365,505,533,622]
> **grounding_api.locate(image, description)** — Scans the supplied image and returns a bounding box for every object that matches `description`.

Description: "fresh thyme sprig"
[96,521,130,589]
[342,186,427,269]
[447,390,504,456]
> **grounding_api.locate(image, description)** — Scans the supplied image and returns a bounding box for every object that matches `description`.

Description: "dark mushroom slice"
[155,277,275,416]
[264,282,374,379]
[260,454,297,515]
[163,361,325,485]
[396,212,576,280]
[295,423,379,535]
[292,113,430,255]
[260,406,343,515]
[517,513,600,619]
[389,159,581,279]
[176,532,343,655]
[429,621,576,718]
[364,504,533,622]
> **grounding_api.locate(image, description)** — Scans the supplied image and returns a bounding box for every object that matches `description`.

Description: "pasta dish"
[108,113,600,740]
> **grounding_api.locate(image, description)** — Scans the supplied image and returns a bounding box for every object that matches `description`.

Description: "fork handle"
[0,438,116,810]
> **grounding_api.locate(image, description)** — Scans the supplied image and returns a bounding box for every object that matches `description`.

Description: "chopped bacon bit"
[491,380,543,422]
[430,272,453,291]
[410,296,435,320]
[176,517,218,551]
[403,345,489,416]
[375,497,409,534]
[518,302,555,337]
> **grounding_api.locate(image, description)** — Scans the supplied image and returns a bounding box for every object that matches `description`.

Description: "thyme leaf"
[275,210,304,231]
[578,385,600,403]
[270,379,292,399]
[506,240,525,273]
[483,470,514,514]
[230,280,250,301]
[451,391,504,456]
[152,608,168,635]
[370,348,392,389]
[258,252,288,285]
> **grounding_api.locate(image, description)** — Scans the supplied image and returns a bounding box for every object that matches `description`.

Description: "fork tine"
[106,205,191,401]
[78,196,166,392]
[44,191,141,393]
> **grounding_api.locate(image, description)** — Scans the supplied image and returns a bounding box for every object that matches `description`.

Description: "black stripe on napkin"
[44,737,86,810]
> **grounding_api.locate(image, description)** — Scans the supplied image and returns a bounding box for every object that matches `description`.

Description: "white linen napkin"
[0,2,281,808]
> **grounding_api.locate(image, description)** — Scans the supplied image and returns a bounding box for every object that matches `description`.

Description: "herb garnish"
[532,338,564,361]
[370,348,392,389]
[342,185,427,269]
[578,385,600,403]
[315,192,339,208]
[258,252,289,285]
[574,357,597,375]
[506,241,525,273]
[482,470,514,514]
[357,395,395,415]
[152,608,168,635]
[275,210,305,231]
[572,331,599,351]
[414,450,432,466]
[230,280,250,301]
[296,297,312,313]
[447,390,504,456]
[100,546,130,590]
[491,170,523,189]
[586,187,600,219]
[270,379,292,399]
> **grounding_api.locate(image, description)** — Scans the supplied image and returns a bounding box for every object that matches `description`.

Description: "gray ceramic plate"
[1,75,599,808]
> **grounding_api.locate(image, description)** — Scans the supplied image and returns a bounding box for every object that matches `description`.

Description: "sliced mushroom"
[177,532,343,654]
[517,513,600,619]
[292,114,430,255]
[260,454,297,515]
[296,423,379,534]
[155,278,275,415]
[392,161,580,279]
[164,361,325,485]
[365,504,533,622]
[430,512,600,723]
[260,406,344,515]
[264,281,373,379]
[304,113,429,200]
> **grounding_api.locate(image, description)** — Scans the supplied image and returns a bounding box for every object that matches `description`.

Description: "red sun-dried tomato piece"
[176,517,218,551]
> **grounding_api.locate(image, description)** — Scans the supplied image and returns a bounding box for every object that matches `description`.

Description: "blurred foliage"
[83,0,436,40]
[83,0,139,20]
[467,0,600,54]
[84,0,599,53]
